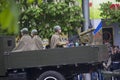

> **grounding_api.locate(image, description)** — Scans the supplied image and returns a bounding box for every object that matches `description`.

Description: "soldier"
[31,29,43,50]
[50,25,67,49]
[12,28,33,52]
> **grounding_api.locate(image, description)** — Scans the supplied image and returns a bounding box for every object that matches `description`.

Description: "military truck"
[0,36,108,80]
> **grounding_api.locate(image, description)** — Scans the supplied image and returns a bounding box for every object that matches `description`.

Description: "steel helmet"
[54,25,61,32]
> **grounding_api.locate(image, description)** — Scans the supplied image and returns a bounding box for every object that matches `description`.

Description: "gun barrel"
[79,28,95,36]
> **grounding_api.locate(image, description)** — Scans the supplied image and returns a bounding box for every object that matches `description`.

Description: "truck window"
[7,40,12,47]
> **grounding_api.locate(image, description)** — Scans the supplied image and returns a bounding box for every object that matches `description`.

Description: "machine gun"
[77,28,95,45]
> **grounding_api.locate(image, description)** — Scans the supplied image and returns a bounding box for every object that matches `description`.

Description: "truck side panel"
[98,45,109,62]
[4,45,107,69]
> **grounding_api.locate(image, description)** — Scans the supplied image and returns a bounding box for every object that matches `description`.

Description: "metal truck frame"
[0,36,108,80]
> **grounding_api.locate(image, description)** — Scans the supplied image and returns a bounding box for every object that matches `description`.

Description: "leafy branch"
[19,0,83,38]
[99,1,120,26]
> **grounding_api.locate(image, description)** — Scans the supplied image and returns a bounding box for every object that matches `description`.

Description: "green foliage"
[18,0,83,38]
[0,0,19,35]
[99,1,120,26]
[99,2,112,19]
[116,0,120,2]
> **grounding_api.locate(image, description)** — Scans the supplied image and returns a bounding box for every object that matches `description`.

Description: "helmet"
[21,28,28,34]
[31,29,38,35]
[54,25,61,32]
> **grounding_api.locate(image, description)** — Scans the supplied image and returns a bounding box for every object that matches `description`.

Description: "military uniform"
[32,35,43,50]
[50,25,67,49]
[12,34,33,52]
[50,33,61,49]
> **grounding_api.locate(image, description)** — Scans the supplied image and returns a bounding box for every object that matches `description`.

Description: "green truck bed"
[5,45,108,69]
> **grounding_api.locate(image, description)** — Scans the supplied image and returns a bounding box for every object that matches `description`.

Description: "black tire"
[37,71,65,80]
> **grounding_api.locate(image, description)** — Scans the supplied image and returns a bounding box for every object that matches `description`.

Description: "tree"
[0,0,42,35]
[0,0,19,35]
[116,0,120,2]
[0,0,83,38]
[18,0,83,38]
[99,1,120,26]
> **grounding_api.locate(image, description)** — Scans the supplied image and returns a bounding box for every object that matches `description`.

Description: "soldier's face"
[58,29,61,33]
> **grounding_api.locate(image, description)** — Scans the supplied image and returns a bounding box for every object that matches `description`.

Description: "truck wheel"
[38,71,65,80]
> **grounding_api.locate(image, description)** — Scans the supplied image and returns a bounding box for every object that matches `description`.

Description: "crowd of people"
[76,43,120,80]
[103,42,120,80]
